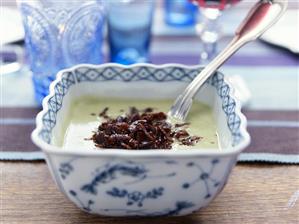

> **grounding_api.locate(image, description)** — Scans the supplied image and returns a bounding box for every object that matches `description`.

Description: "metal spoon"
[169,0,288,121]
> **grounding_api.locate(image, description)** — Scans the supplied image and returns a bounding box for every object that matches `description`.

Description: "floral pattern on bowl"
[32,63,250,216]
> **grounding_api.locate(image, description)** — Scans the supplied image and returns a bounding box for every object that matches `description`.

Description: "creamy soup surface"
[55,97,219,150]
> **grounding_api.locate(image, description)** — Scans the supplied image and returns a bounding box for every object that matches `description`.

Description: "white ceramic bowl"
[32,63,250,216]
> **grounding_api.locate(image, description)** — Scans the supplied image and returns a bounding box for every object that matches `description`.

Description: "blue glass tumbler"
[17,0,105,104]
[106,0,155,65]
[164,0,198,27]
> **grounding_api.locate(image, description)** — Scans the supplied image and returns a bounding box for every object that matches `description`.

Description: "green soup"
[58,97,219,150]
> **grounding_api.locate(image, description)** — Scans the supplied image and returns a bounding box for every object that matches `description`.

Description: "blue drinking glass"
[106,0,155,65]
[17,0,105,105]
[164,0,198,27]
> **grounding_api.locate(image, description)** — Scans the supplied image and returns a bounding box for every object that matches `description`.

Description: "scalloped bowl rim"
[31,63,250,157]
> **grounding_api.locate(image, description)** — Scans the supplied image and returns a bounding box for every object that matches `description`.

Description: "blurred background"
[1,0,298,107]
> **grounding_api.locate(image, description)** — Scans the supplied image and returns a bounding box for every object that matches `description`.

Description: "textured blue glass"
[107,0,154,65]
[164,0,198,27]
[19,1,105,104]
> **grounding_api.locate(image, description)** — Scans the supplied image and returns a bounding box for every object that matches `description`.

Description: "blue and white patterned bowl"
[31,63,250,216]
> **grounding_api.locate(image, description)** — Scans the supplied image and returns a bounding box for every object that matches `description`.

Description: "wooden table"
[2,162,298,224]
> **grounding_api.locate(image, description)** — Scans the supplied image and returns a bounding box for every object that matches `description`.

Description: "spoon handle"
[169,0,288,121]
